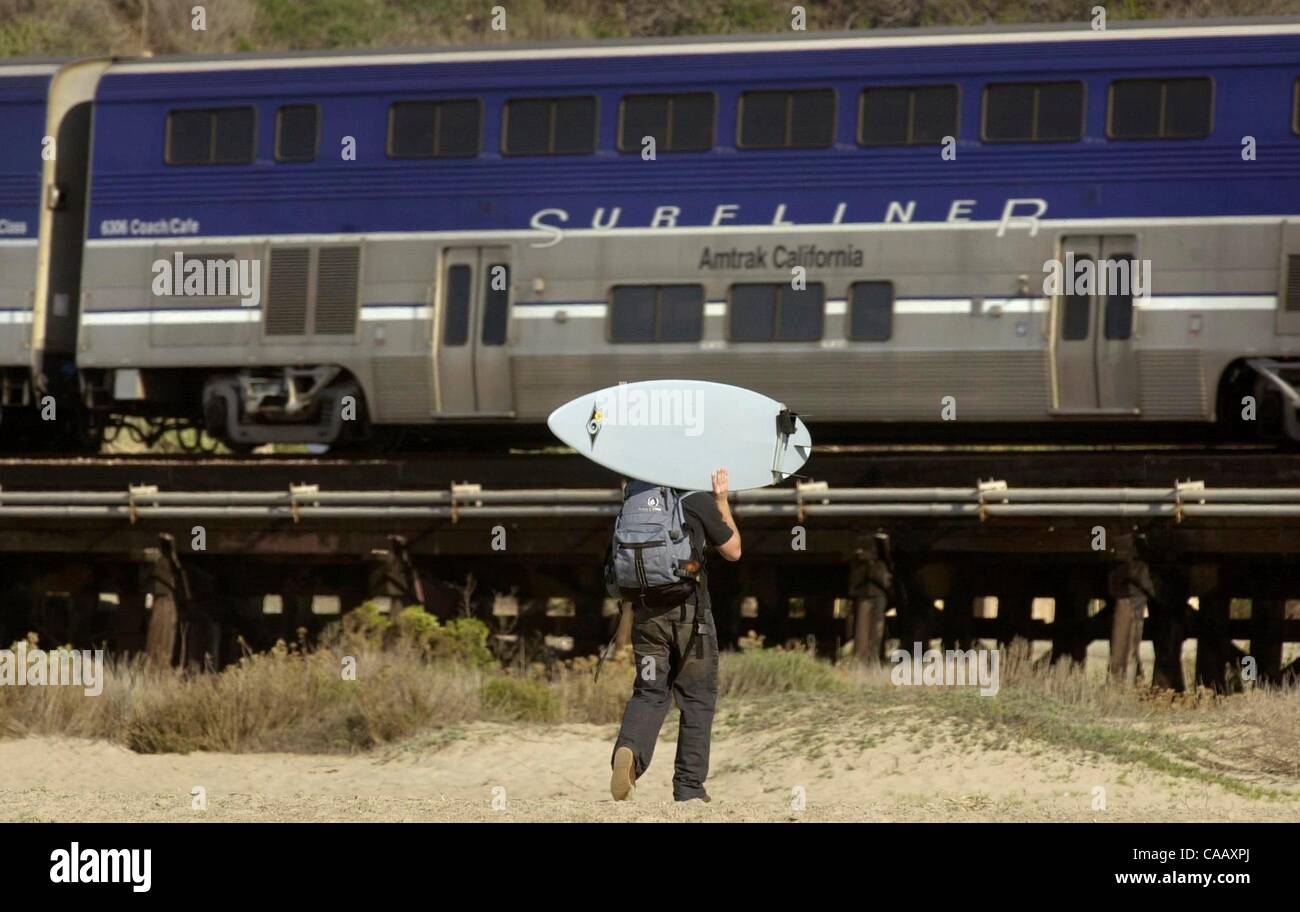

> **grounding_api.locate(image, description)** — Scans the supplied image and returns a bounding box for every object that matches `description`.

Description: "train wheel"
[201,395,256,455]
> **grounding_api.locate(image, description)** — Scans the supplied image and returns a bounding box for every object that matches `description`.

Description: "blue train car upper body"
[85,23,1300,243]
[0,66,52,242]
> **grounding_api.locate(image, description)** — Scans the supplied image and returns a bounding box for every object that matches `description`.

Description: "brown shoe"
[611,746,636,801]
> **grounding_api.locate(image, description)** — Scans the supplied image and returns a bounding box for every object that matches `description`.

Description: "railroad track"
[4,481,1300,520]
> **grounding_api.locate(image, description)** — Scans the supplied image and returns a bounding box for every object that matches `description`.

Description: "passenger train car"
[10,19,1300,450]
[0,61,55,430]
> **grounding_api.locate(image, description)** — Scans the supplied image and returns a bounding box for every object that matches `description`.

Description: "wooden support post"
[281,594,308,646]
[1050,583,1090,666]
[144,535,189,667]
[1194,594,1233,693]
[849,536,891,666]
[1149,604,1187,692]
[805,596,837,660]
[898,578,932,650]
[1250,598,1285,687]
[116,586,149,656]
[941,590,975,652]
[1149,575,1189,693]
[1107,559,1151,686]
[369,535,424,613]
[0,569,33,649]
[67,589,97,648]
[996,590,1032,650]
[854,596,885,665]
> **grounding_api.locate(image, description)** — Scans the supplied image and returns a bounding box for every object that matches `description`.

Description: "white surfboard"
[546,379,812,491]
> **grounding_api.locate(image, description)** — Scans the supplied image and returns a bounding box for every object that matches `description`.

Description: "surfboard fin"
[776,408,800,437]
[772,408,804,483]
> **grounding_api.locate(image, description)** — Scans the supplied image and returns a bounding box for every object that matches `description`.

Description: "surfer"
[610,468,741,803]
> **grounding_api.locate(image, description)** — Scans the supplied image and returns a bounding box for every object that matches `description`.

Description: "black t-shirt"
[680,490,734,613]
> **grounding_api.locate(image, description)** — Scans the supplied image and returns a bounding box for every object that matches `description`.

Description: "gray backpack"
[607,485,701,606]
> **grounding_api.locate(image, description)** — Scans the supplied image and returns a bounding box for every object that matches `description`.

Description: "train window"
[658,286,705,341]
[1161,80,1212,137]
[504,96,597,155]
[389,100,481,158]
[444,264,472,346]
[1060,255,1093,341]
[849,282,894,341]
[738,90,835,149]
[610,286,656,342]
[729,285,777,340]
[438,101,482,156]
[1103,255,1135,340]
[167,111,211,164]
[728,283,824,341]
[276,105,318,162]
[779,285,824,341]
[619,93,715,153]
[212,109,255,163]
[166,107,255,165]
[1109,78,1211,139]
[859,86,958,146]
[609,285,704,343]
[982,82,1083,142]
[482,264,510,346]
[391,102,436,157]
[505,100,550,155]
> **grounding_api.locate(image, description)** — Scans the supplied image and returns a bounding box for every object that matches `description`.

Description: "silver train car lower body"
[0,240,38,410]
[75,217,1300,448]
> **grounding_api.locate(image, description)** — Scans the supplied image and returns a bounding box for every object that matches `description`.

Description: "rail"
[2,480,1300,519]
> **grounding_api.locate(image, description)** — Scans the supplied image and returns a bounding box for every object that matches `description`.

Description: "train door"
[434,247,513,416]
[1051,235,1139,414]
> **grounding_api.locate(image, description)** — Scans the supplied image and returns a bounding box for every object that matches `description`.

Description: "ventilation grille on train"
[265,247,310,335]
[313,247,360,334]
[264,245,361,337]
[1288,255,1300,312]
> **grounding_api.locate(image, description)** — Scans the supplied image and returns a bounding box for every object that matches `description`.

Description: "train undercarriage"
[4,358,1300,455]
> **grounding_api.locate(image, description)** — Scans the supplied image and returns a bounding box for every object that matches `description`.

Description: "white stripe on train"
[80,215,1297,248]
[77,295,1277,327]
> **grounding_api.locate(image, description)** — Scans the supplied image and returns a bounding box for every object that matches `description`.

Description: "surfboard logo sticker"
[586,402,604,448]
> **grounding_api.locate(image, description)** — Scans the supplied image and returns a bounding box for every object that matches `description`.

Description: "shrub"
[718,647,842,698]
[481,676,561,722]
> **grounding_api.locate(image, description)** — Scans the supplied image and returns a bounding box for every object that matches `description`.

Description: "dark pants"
[612,598,719,800]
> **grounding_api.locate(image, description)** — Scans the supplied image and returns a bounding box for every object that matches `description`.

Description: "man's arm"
[711,468,742,562]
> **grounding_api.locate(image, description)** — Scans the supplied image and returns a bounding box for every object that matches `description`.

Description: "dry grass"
[1,626,1297,799]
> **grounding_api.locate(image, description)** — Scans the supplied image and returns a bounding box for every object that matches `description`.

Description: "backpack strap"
[666,591,706,688]
[678,490,707,583]
[593,600,625,683]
